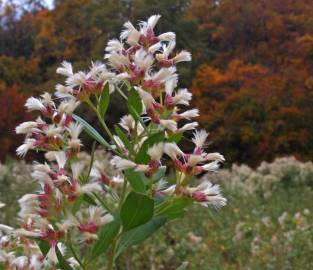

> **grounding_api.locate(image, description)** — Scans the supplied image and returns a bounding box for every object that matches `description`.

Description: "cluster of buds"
[0,15,227,268]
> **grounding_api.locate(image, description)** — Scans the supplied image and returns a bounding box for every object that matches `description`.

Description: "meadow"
[1,156,312,269]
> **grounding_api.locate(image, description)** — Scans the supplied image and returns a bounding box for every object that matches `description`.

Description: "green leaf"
[115,216,166,258]
[114,125,132,152]
[72,195,84,214]
[127,87,143,119]
[176,262,189,270]
[120,192,154,231]
[56,246,74,270]
[155,197,193,221]
[135,132,165,164]
[124,169,147,193]
[73,114,111,149]
[167,132,184,143]
[83,194,97,205]
[98,84,110,117]
[37,239,50,255]
[151,166,167,182]
[90,217,120,260]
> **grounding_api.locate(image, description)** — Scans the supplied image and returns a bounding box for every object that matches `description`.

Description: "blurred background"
[1,0,313,269]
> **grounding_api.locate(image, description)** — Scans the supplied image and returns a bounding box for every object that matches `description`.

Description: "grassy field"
[1,157,313,269]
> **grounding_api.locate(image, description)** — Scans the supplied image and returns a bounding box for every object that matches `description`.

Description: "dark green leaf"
[124,169,147,193]
[90,217,120,260]
[155,197,193,221]
[98,84,110,117]
[73,114,111,149]
[127,87,143,119]
[37,240,50,256]
[83,194,97,205]
[115,216,166,258]
[167,132,184,143]
[135,132,165,164]
[56,246,74,270]
[120,192,154,231]
[114,125,133,153]
[72,195,83,214]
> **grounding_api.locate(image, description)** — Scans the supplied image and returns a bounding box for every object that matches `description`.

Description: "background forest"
[1,0,313,166]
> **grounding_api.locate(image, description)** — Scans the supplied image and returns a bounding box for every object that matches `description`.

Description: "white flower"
[173,88,192,105]
[121,21,141,46]
[137,88,155,109]
[46,244,58,263]
[76,182,102,196]
[205,153,225,162]
[134,49,154,71]
[192,130,209,149]
[57,61,73,77]
[58,98,80,114]
[164,143,184,159]
[165,77,178,95]
[160,119,177,131]
[178,109,199,120]
[11,256,28,269]
[149,67,177,83]
[202,160,221,172]
[178,122,198,132]
[156,41,176,61]
[41,92,54,107]
[187,154,206,166]
[160,184,176,196]
[25,97,45,112]
[67,122,83,139]
[54,151,67,169]
[55,84,73,98]
[16,138,36,157]
[119,115,135,133]
[189,181,227,208]
[111,156,137,171]
[66,71,87,89]
[88,206,113,227]
[146,14,161,30]
[0,202,5,209]
[158,32,176,41]
[105,39,124,54]
[0,224,13,234]
[71,162,85,180]
[147,143,164,160]
[173,51,192,63]
[15,121,38,134]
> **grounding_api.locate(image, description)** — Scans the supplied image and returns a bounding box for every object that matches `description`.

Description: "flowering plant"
[0,15,226,269]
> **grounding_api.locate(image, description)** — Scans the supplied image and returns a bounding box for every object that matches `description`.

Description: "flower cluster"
[0,15,226,269]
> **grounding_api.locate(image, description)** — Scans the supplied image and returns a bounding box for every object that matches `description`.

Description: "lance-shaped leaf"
[155,197,193,221]
[120,192,154,231]
[114,125,133,153]
[124,169,147,193]
[90,217,120,260]
[115,216,166,258]
[73,114,111,149]
[98,83,110,117]
[56,247,75,270]
[127,87,143,119]
[135,132,165,164]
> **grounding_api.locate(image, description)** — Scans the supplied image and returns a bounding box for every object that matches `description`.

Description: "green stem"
[108,179,128,270]
[86,98,123,155]
[67,233,86,270]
